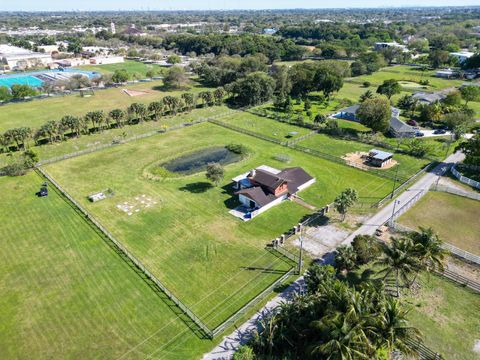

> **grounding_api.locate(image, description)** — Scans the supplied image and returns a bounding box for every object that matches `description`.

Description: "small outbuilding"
[367,149,394,168]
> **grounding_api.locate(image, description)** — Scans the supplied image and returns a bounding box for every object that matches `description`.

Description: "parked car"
[415,131,425,137]
[407,120,418,126]
[433,129,447,134]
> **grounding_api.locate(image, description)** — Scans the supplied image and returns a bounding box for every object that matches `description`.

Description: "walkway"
[342,151,465,244]
[202,277,305,360]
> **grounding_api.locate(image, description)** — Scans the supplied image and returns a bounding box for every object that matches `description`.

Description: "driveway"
[342,151,465,244]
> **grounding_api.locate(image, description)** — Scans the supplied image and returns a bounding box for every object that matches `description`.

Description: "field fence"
[388,188,429,226]
[431,184,480,201]
[389,223,480,267]
[36,108,240,167]
[404,338,443,360]
[211,268,296,337]
[372,162,435,208]
[34,167,213,339]
[435,268,480,293]
[451,165,480,190]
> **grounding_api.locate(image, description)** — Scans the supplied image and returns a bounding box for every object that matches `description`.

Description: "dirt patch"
[122,88,151,97]
[343,151,398,170]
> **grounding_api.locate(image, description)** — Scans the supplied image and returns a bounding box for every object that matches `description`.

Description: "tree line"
[0,88,226,154]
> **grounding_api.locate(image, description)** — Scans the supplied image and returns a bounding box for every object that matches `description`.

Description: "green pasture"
[399,191,480,255]
[0,80,210,132]
[79,60,165,77]
[0,172,218,360]
[43,122,393,327]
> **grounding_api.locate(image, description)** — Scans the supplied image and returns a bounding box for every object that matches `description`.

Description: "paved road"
[202,277,305,360]
[342,151,465,245]
[202,151,464,360]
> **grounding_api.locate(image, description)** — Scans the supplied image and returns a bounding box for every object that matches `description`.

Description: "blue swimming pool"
[0,68,100,89]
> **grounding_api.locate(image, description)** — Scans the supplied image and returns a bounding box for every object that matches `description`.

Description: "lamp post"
[298,226,304,275]
[435,134,453,190]
[390,164,400,199]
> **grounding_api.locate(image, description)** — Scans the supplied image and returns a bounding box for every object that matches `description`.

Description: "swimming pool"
[0,68,100,89]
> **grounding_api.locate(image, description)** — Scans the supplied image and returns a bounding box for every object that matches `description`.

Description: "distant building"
[450,51,474,64]
[334,105,415,138]
[412,91,447,105]
[0,44,52,71]
[123,24,146,36]
[110,21,116,35]
[374,42,408,52]
[436,69,456,79]
[89,56,124,65]
[263,28,277,35]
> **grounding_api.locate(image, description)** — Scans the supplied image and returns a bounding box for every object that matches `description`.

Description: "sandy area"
[343,151,398,170]
[123,89,150,97]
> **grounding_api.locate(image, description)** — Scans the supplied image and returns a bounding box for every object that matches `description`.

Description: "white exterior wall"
[297,178,316,192]
[90,56,124,65]
[254,195,286,216]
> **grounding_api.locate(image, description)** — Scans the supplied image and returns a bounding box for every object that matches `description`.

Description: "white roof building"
[450,51,475,63]
[0,44,52,70]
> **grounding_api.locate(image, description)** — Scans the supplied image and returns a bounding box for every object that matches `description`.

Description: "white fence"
[451,165,480,190]
[432,184,480,201]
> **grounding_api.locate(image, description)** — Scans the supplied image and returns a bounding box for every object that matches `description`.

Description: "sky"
[3,0,479,11]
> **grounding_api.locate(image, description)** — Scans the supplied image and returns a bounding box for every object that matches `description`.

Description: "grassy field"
[0,80,210,132]
[80,60,165,77]
[298,133,431,183]
[0,171,220,360]
[43,122,393,327]
[408,273,480,360]
[222,111,430,183]
[399,191,480,255]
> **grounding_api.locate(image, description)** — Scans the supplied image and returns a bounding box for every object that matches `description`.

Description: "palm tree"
[60,115,81,138]
[410,227,448,273]
[375,238,421,297]
[335,245,357,273]
[214,87,225,105]
[359,90,374,103]
[376,297,421,356]
[128,103,148,123]
[181,93,195,111]
[84,111,105,132]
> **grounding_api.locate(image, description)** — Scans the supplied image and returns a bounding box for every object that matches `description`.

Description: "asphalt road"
[342,150,465,244]
[202,151,465,360]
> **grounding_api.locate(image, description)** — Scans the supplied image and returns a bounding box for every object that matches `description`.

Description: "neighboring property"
[412,91,447,105]
[374,42,408,52]
[334,105,415,138]
[89,56,124,65]
[449,51,475,64]
[0,44,52,71]
[436,69,457,79]
[230,165,315,220]
[367,149,394,168]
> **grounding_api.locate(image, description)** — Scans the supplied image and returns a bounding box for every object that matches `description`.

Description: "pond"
[161,146,242,175]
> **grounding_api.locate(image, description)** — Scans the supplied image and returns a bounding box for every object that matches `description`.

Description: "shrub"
[226,143,250,156]
[351,235,381,265]
[363,81,371,88]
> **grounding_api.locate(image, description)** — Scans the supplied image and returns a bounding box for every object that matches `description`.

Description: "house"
[367,149,394,168]
[374,42,408,52]
[436,69,457,79]
[334,105,414,138]
[89,56,124,65]
[449,51,474,64]
[412,91,446,105]
[389,116,416,138]
[231,165,315,219]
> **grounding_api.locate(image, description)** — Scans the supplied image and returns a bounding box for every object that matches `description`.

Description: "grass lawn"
[227,111,312,141]
[0,171,220,360]
[407,273,480,360]
[298,133,431,183]
[399,191,480,255]
[43,122,393,328]
[347,65,464,90]
[80,60,165,78]
[0,80,211,132]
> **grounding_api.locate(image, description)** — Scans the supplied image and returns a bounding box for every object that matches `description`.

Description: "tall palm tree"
[375,238,421,297]
[410,227,449,273]
[335,245,357,273]
[376,297,421,356]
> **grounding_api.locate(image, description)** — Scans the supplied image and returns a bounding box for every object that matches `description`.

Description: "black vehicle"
[39,187,48,197]
[433,129,447,135]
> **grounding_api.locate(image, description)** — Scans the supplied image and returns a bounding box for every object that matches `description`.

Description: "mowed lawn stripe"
[0,172,217,360]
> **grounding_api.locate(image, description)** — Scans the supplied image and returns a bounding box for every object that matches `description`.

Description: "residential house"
[450,51,474,64]
[334,105,415,138]
[231,165,315,219]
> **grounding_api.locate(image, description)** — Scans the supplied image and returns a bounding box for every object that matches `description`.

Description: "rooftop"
[369,149,393,161]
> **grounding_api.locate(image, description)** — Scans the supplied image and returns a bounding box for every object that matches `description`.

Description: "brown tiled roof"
[235,187,277,207]
[277,167,314,193]
[249,169,286,191]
